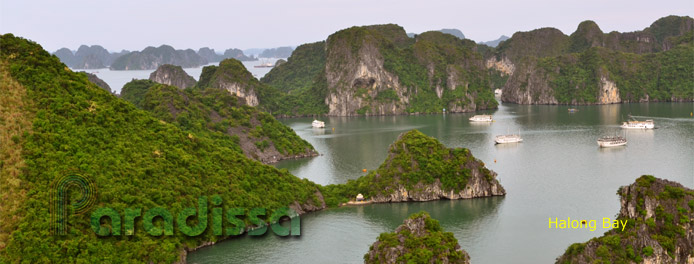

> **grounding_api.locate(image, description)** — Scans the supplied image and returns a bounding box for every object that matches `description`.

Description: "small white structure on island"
[356,193,364,201]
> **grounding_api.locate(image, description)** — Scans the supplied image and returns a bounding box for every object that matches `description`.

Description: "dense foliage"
[0,34,324,263]
[364,211,469,264]
[259,42,330,116]
[558,175,694,264]
[321,130,496,206]
[121,80,315,159]
[259,25,498,116]
[495,15,693,105]
[536,43,694,103]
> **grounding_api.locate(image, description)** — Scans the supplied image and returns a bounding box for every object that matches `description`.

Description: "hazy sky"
[1,0,692,52]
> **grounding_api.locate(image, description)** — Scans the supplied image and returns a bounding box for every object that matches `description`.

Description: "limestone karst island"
[0,1,692,263]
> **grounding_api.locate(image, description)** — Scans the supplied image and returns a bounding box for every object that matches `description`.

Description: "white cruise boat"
[620,119,654,129]
[495,134,523,144]
[597,136,627,147]
[312,120,325,128]
[469,115,493,122]
[494,89,502,96]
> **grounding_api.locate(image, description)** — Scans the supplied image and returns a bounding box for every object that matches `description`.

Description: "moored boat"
[597,136,627,147]
[253,62,274,68]
[312,119,325,128]
[495,134,523,144]
[620,119,654,129]
[469,115,493,122]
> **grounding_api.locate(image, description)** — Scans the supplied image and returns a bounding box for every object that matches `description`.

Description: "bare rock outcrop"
[149,64,196,89]
[336,130,506,205]
[556,176,694,264]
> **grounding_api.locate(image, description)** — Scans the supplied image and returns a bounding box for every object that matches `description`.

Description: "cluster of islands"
[0,14,692,264]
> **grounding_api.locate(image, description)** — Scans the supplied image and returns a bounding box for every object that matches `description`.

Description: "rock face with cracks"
[556,175,694,264]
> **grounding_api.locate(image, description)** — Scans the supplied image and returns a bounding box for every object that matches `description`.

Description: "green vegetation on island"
[260,24,497,116]
[556,175,694,264]
[494,15,694,105]
[364,211,470,264]
[320,130,505,207]
[120,79,316,163]
[0,34,325,263]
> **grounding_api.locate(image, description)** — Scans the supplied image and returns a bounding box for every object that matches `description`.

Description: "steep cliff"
[223,48,256,61]
[110,45,208,70]
[80,72,111,93]
[502,44,693,104]
[556,176,694,264]
[321,130,505,206]
[148,64,197,89]
[53,45,128,69]
[323,25,496,116]
[570,16,694,54]
[259,46,294,58]
[260,24,497,116]
[120,79,317,164]
[197,47,224,63]
[480,35,510,47]
[365,212,470,264]
[198,58,264,106]
[489,16,694,105]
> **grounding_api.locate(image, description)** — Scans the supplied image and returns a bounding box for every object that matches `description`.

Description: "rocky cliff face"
[198,59,262,106]
[500,58,558,105]
[53,45,128,69]
[597,75,620,104]
[490,16,694,105]
[556,176,694,264]
[365,212,471,264]
[322,25,496,116]
[148,64,197,89]
[223,48,256,61]
[323,130,505,205]
[110,45,208,70]
[197,47,223,63]
[324,26,409,116]
[80,72,111,93]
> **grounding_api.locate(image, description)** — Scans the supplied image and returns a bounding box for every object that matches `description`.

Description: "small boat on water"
[469,115,493,122]
[620,117,654,129]
[494,89,502,96]
[495,133,523,144]
[253,62,274,68]
[312,120,325,128]
[568,108,578,113]
[597,136,627,147]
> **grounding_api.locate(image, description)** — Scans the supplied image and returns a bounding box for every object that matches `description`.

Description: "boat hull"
[620,120,654,129]
[495,136,523,144]
[598,141,627,147]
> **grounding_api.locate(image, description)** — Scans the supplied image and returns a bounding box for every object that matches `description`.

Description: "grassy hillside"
[0,33,324,263]
[121,80,316,162]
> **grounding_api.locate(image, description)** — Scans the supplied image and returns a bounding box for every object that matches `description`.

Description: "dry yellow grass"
[0,60,33,252]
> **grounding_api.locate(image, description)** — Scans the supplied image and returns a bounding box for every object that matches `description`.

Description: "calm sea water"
[188,102,694,264]
[78,59,279,94]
